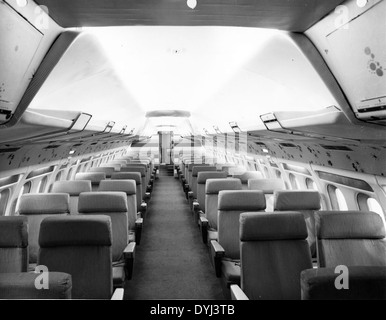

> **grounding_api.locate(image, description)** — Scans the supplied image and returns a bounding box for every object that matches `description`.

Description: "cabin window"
[357,193,384,216]
[67,167,75,180]
[263,167,269,178]
[328,185,348,210]
[0,189,10,216]
[275,170,282,179]
[55,171,62,182]
[306,178,317,190]
[38,176,48,193]
[289,173,299,190]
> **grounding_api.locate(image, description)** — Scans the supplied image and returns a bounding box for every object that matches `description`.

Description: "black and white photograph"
[0,0,385,306]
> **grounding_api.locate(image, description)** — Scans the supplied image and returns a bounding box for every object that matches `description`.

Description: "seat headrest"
[18,194,70,215]
[232,171,264,183]
[75,172,106,185]
[52,180,92,196]
[89,167,116,176]
[206,178,242,194]
[125,163,148,170]
[111,172,141,185]
[121,167,146,177]
[78,192,128,213]
[197,171,228,184]
[218,190,266,211]
[316,211,385,239]
[188,163,206,171]
[98,180,136,195]
[39,215,112,247]
[274,190,321,211]
[248,179,286,194]
[192,166,217,177]
[240,212,308,241]
[0,216,28,248]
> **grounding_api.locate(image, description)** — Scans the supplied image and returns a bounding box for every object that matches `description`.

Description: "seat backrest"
[197,171,228,211]
[188,163,205,185]
[232,171,264,189]
[89,167,116,178]
[205,178,242,229]
[78,192,128,262]
[0,216,28,273]
[51,180,92,214]
[111,172,142,208]
[121,166,147,196]
[191,166,217,198]
[315,210,386,268]
[301,266,386,300]
[125,163,149,183]
[218,190,266,260]
[18,193,70,264]
[98,180,137,232]
[216,163,236,175]
[108,160,128,166]
[274,190,321,258]
[239,212,312,300]
[38,215,113,299]
[248,179,286,211]
[75,172,106,191]
[100,163,122,171]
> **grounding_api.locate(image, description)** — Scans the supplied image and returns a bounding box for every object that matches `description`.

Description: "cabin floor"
[124,166,223,300]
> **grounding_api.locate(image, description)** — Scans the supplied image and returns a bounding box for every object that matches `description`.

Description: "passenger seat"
[0,216,28,273]
[75,172,106,191]
[274,190,321,259]
[315,210,386,267]
[18,193,70,271]
[230,212,312,300]
[248,178,286,211]
[98,180,143,245]
[51,180,92,214]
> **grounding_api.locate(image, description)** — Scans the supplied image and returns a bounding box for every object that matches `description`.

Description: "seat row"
[230,210,386,300]
[176,159,386,299]
[0,210,133,299]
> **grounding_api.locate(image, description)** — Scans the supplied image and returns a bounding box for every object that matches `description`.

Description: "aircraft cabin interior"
[0,0,385,301]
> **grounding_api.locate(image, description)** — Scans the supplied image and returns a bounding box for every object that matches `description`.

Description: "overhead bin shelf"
[258,106,386,142]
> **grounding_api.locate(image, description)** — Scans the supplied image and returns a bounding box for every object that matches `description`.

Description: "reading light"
[262,148,269,153]
[356,0,368,7]
[203,128,210,135]
[69,150,75,155]
[187,0,197,9]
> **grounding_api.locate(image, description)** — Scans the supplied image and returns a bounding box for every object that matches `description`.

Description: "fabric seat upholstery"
[18,193,70,267]
[75,172,106,191]
[274,190,321,258]
[0,216,28,273]
[248,178,286,211]
[238,212,312,300]
[315,210,386,267]
[38,215,113,299]
[51,180,92,214]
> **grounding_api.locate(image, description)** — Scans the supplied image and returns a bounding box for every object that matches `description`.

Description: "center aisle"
[124,166,224,300]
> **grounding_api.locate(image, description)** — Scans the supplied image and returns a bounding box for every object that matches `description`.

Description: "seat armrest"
[230,285,249,300]
[123,242,136,280]
[199,217,209,244]
[135,218,143,245]
[211,240,225,277]
[111,288,124,300]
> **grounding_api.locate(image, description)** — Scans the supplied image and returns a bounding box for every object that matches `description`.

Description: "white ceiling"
[30,26,338,135]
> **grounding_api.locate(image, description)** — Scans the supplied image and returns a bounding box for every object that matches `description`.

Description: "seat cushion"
[113,265,125,287]
[222,259,241,286]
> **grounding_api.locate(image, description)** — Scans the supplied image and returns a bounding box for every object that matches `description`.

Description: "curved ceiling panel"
[35,0,345,32]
